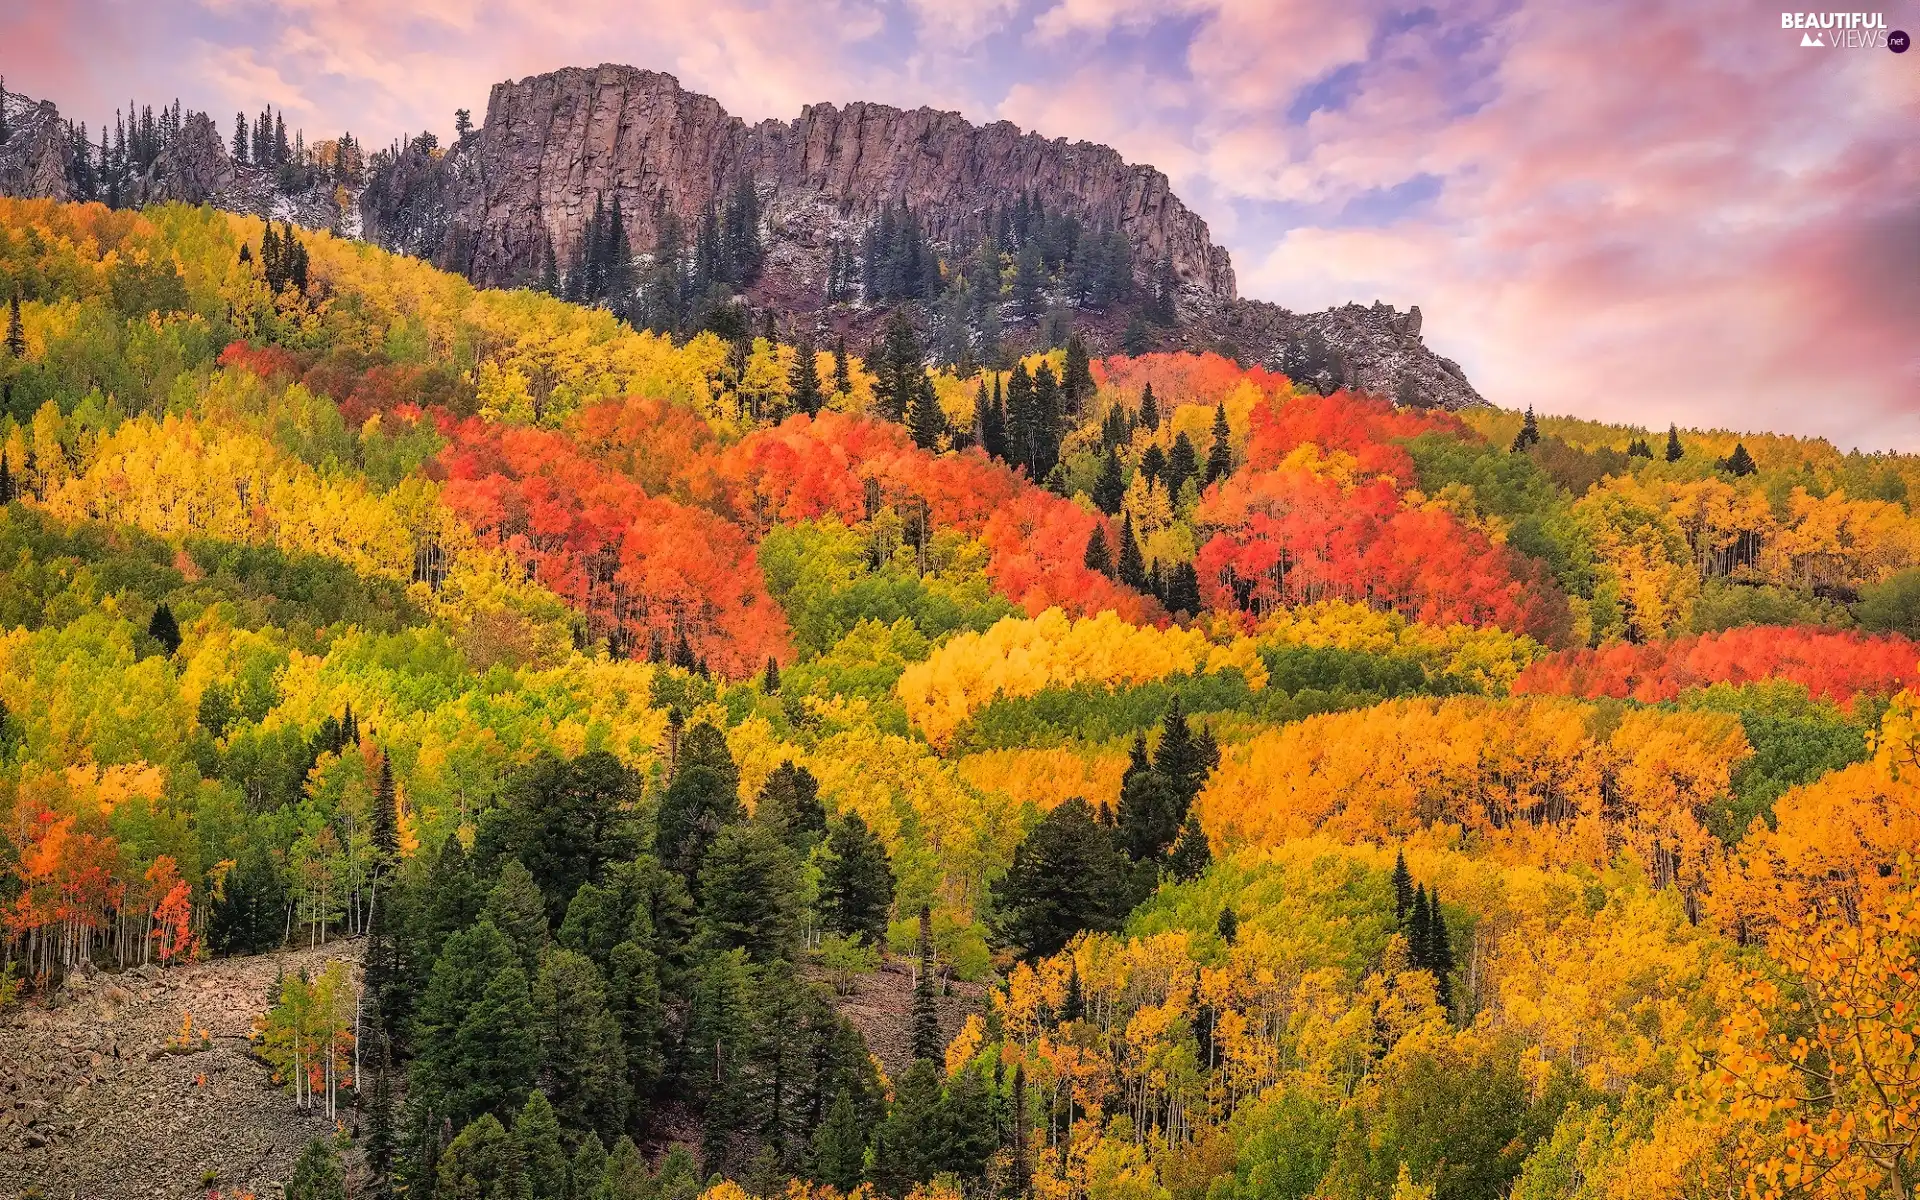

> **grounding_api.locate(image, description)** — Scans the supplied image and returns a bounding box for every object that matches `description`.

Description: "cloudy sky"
[5,0,1916,446]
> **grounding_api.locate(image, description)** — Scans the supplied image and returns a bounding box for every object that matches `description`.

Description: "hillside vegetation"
[3,198,1918,1200]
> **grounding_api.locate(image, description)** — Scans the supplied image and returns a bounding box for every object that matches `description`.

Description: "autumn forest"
[2,197,1918,1200]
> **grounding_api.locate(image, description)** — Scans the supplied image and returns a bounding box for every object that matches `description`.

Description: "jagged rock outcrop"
[1182,297,1484,410]
[365,64,1236,299]
[0,90,75,201]
[134,110,237,207]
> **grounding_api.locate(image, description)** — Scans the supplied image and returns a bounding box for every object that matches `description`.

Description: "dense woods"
[4,196,1920,1200]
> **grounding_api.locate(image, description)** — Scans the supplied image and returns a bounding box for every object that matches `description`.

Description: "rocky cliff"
[1,71,1485,410]
[364,65,1236,300]
[0,89,74,201]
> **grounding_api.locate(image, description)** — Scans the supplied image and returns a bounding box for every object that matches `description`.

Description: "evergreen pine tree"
[990,797,1130,958]
[1665,424,1684,462]
[1722,442,1757,477]
[371,753,399,867]
[910,906,942,1061]
[8,291,24,358]
[1114,731,1163,862]
[1061,963,1084,1022]
[1061,334,1095,416]
[1082,527,1113,576]
[1116,513,1148,590]
[1511,405,1541,452]
[435,1113,527,1199]
[1092,448,1126,514]
[697,824,804,961]
[1166,432,1198,500]
[364,1039,398,1200]
[1427,888,1455,1013]
[570,1133,609,1200]
[869,1059,946,1195]
[0,456,12,506]
[287,1138,348,1200]
[982,373,1008,461]
[1391,850,1414,922]
[909,373,946,450]
[1409,884,1433,971]
[832,336,852,397]
[146,602,181,656]
[753,762,825,858]
[1216,904,1238,945]
[789,332,823,416]
[1003,362,1035,475]
[1140,381,1159,432]
[534,949,630,1138]
[1030,362,1063,481]
[1166,814,1211,881]
[514,1090,568,1200]
[1166,563,1203,619]
[1009,1062,1031,1196]
[484,859,551,974]
[0,77,9,147]
[810,1089,868,1191]
[1153,698,1209,824]
[1204,403,1234,484]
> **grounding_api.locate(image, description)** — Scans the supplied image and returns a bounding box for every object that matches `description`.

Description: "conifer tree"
[0,77,9,147]
[146,602,182,656]
[1167,814,1212,881]
[697,823,803,961]
[231,111,247,162]
[1216,903,1238,945]
[1062,963,1084,1022]
[514,1090,567,1200]
[570,1133,609,1200]
[991,797,1130,958]
[1167,431,1199,500]
[810,1089,867,1191]
[1205,403,1234,484]
[1409,884,1433,970]
[1083,527,1113,577]
[832,335,851,397]
[909,373,946,450]
[1665,424,1684,462]
[364,1039,398,1200]
[1511,405,1541,452]
[1061,333,1095,415]
[7,290,24,359]
[287,1138,348,1200]
[1092,448,1126,514]
[1392,850,1414,922]
[484,859,550,974]
[1123,316,1151,356]
[534,949,630,1137]
[1115,731,1163,862]
[1031,362,1063,481]
[754,760,826,854]
[1427,887,1455,1013]
[1140,381,1160,431]
[911,906,942,1061]
[1166,563,1203,619]
[1722,442,1757,477]
[435,1113,526,1199]
[1117,513,1148,590]
[1004,362,1035,475]
[1010,1062,1031,1194]
[0,456,12,506]
[789,331,823,416]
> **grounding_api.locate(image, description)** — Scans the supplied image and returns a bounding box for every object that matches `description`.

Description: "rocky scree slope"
[0,943,359,1200]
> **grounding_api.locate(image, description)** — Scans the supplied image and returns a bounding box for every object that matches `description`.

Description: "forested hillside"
[2,197,1917,1200]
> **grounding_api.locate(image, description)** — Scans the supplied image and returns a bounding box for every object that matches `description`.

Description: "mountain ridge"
[0,73,1483,409]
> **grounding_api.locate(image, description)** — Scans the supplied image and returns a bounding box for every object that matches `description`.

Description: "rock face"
[364,64,1237,300]
[1185,297,1484,410]
[0,90,75,201]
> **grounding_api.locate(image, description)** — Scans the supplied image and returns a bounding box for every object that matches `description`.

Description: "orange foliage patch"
[1513,626,1920,706]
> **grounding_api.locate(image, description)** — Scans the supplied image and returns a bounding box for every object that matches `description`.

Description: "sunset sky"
[4,0,1914,447]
